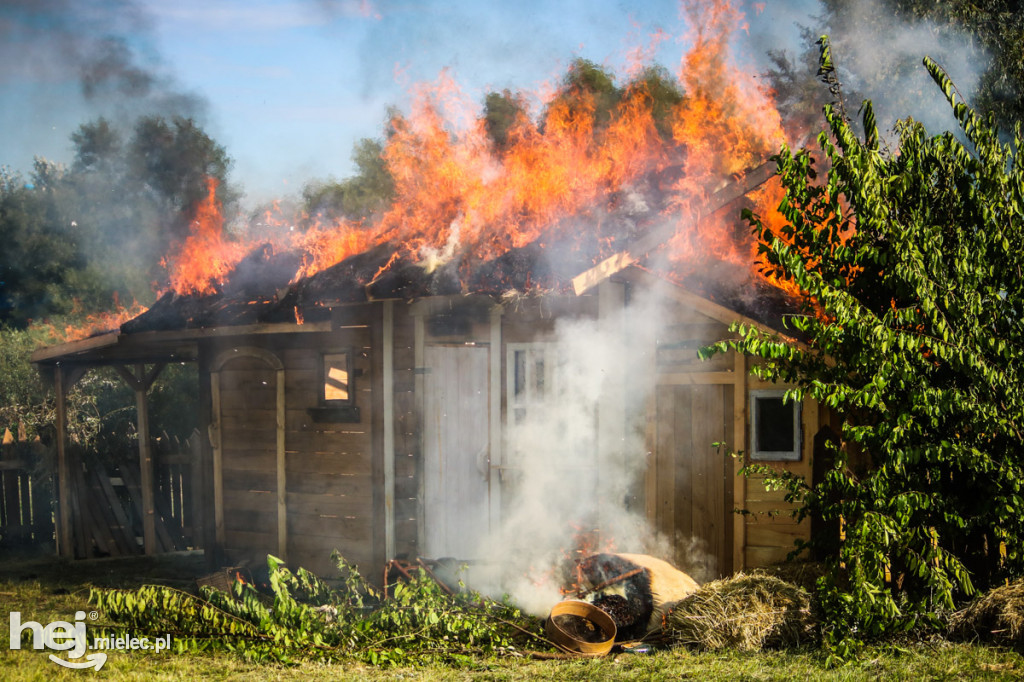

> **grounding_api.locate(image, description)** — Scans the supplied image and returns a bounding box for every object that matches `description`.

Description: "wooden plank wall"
[216,354,280,562]
[645,293,818,574]
[208,326,378,579]
[650,321,736,581]
[742,373,816,568]
[391,303,419,560]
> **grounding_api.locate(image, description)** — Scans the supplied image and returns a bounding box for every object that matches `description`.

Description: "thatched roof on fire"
[32,162,805,366]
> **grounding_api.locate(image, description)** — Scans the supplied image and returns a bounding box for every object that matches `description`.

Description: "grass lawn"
[1,550,1022,680]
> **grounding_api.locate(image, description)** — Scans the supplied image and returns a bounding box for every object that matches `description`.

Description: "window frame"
[319,349,355,407]
[749,389,802,461]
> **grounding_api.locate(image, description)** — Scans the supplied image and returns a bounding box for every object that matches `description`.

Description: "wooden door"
[651,383,732,578]
[423,345,490,558]
[214,354,282,562]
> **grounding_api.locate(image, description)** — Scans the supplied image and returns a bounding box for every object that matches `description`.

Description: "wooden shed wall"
[642,281,816,575]
[741,371,815,568]
[203,317,380,579]
[196,286,816,580]
[391,302,420,560]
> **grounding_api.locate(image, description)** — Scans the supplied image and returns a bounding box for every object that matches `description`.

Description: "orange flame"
[161,0,800,301]
[35,295,150,344]
[164,177,246,296]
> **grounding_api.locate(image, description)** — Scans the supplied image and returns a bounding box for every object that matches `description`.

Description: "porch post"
[382,299,395,560]
[135,365,156,555]
[115,363,166,555]
[54,366,73,558]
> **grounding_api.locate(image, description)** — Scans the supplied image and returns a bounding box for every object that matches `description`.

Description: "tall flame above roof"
[161,0,791,302]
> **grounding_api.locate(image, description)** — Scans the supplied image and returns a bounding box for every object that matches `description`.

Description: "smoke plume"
[0,0,207,171]
[474,281,714,615]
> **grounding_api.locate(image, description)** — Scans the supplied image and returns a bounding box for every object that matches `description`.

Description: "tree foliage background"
[706,42,1024,656]
[767,0,1024,143]
[0,113,232,467]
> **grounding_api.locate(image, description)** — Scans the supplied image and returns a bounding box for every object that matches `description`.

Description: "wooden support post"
[135,365,156,555]
[413,313,426,552]
[54,366,72,558]
[382,300,395,560]
[369,304,387,573]
[276,366,287,561]
[488,306,503,535]
[210,372,225,549]
[732,350,747,572]
[115,363,166,556]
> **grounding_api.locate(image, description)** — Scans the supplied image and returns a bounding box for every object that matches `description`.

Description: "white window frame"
[749,389,802,461]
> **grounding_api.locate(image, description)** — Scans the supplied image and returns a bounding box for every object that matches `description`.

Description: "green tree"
[0,163,91,327]
[62,115,237,295]
[126,115,237,243]
[302,138,394,223]
[483,89,532,153]
[705,50,1024,656]
[624,65,685,142]
[541,58,622,134]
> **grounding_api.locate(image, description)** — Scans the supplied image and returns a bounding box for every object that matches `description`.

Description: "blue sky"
[4,0,975,208]
[0,0,822,205]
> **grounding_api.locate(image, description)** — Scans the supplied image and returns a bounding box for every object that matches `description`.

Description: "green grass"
[0,551,1022,680]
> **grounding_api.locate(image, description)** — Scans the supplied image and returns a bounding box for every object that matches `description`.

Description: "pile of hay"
[949,578,1024,645]
[664,572,817,651]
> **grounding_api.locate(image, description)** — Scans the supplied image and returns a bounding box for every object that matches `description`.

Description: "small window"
[322,351,353,404]
[750,390,801,461]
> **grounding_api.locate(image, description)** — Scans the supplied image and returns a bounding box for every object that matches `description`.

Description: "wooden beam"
[276,367,287,560]
[54,366,72,558]
[133,364,157,555]
[30,332,120,364]
[656,372,739,385]
[488,306,503,535]
[572,161,776,295]
[211,372,225,549]
[114,363,165,392]
[382,300,396,560]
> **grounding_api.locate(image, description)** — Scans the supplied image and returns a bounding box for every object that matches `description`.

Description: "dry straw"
[949,578,1024,645]
[664,572,817,651]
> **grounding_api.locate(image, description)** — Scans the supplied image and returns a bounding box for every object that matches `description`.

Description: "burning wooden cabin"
[31,163,831,582]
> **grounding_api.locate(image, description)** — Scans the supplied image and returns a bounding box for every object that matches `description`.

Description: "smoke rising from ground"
[474,282,713,615]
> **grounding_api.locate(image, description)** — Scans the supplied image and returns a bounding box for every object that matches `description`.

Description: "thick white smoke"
[469,283,711,615]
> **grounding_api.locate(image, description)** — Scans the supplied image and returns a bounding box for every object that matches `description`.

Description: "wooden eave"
[613,266,807,346]
[30,321,332,368]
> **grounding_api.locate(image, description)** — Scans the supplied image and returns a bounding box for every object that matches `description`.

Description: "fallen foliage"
[89,553,545,666]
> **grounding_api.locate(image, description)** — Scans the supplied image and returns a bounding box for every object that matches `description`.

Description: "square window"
[322,351,353,404]
[750,390,801,461]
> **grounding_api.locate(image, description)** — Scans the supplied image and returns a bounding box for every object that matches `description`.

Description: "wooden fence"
[66,430,203,558]
[0,426,202,557]
[0,427,54,548]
